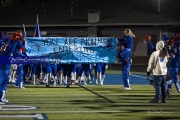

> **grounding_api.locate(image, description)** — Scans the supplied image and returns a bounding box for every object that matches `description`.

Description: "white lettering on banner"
[25,37,117,63]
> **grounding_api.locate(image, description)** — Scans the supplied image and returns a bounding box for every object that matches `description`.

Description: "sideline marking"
[130,74,147,79]
[41,110,130,113]
[0,105,37,111]
[0,114,44,119]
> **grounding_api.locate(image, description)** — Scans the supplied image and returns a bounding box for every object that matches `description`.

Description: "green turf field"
[1,84,180,120]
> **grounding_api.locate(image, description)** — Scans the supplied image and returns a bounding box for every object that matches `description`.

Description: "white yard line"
[0,105,37,111]
[0,114,44,119]
[130,74,147,79]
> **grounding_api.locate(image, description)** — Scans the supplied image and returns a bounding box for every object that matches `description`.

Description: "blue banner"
[24,37,118,64]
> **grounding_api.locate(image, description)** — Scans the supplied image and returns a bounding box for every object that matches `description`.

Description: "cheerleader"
[0,31,23,102]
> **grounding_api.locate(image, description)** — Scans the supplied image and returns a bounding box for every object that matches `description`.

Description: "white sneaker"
[14,85,18,87]
[124,87,131,90]
[43,80,47,83]
[19,87,25,89]
[96,80,98,84]
[0,98,9,103]
[11,80,15,83]
[84,82,87,85]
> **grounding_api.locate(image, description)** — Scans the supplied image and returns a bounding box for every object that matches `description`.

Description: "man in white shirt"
[147,41,168,103]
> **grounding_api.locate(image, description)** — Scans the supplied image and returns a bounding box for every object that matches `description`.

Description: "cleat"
[0,98,9,103]
[96,81,98,84]
[19,87,25,89]
[71,80,75,85]
[43,80,47,83]
[124,87,131,90]
[88,79,92,83]
[14,85,18,87]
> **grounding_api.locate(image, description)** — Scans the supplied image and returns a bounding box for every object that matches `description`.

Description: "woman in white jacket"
[147,41,168,103]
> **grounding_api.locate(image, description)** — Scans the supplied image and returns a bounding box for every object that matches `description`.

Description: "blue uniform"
[46,64,57,76]
[42,64,47,73]
[82,64,91,77]
[76,64,83,76]
[15,64,24,87]
[62,64,73,77]
[72,64,78,72]
[89,63,94,73]
[76,64,90,77]
[168,43,180,92]
[0,40,23,101]
[147,41,156,55]
[117,35,133,89]
[57,64,62,72]
[95,63,107,75]
[117,35,133,50]
[12,42,24,88]
[32,64,41,75]
[120,49,131,88]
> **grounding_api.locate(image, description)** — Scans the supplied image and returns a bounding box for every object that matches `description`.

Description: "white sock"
[12,71,16,81]
[46,73,50,84]
[33,74,37,84]
[2,90,6,99]
[99,72,102,83]
[71,72,75,80]
[101,75,105,84]
[20,82,23,88]
[54,76,57,84]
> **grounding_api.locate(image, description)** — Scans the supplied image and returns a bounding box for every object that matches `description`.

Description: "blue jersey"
[147,41,155,54]
[0,40,4,49]
[117,35,133,50]
[169,43,180,68]
[0,40,23,70]
[3,40,23,56]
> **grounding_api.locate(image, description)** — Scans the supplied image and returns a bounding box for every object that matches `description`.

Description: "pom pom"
[10,31,24,42]
[173,34,180,43]
[167,38,174,46]
[144,35,151,41]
